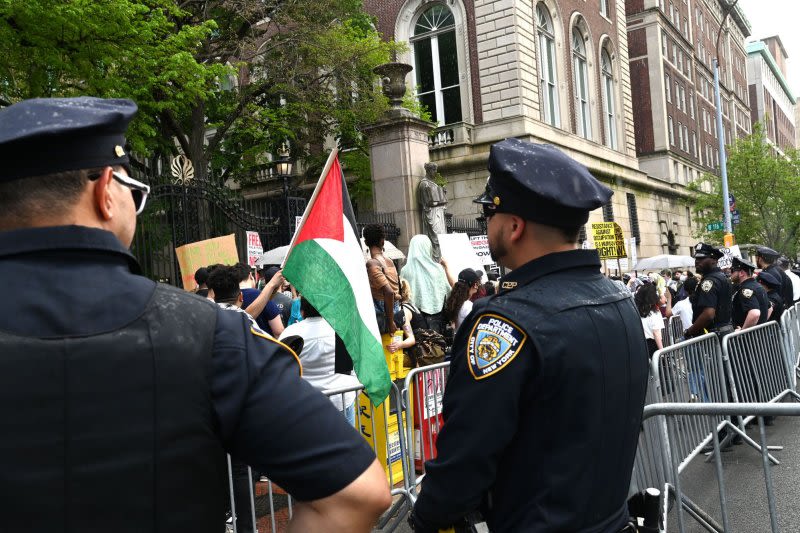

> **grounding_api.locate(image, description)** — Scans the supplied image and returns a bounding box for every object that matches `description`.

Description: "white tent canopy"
[633,254,695,271]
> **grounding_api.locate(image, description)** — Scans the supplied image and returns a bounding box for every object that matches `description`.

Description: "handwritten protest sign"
[175,234,239,290]
[469,235,493,265]
[246,231,264,267]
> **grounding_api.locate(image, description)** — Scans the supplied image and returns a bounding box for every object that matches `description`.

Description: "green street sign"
[707,221,725,231]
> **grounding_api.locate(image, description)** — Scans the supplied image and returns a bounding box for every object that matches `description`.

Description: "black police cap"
[756,246,780,260]
[730,256,755,272]
[757,271,781,289]
[0,96,137,181]
[694,242,724,260]
[473,138,612,227]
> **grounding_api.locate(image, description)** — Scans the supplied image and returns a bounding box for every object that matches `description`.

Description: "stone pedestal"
[363,111,435,252]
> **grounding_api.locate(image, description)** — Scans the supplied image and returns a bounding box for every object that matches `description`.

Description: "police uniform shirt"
[692,267,732,329]
[731,278,769,328]
[764,263,793,312]
[767,290,785,323]
[412,249,649,533]
[0,226,375,503]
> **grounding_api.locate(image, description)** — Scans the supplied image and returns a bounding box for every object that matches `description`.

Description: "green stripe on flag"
[284,239,391,405]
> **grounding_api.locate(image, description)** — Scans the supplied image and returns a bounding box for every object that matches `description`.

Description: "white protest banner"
[469,235,493,265]
[629,237,637,269]
[717,244,742,270]
[437,233,486,282]
[246,231,264,267]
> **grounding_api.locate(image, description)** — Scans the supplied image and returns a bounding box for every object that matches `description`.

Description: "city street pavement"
[666,408,800,532]
[377,403,800,532]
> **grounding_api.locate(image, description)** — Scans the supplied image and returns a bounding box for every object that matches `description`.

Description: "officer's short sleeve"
[210,308,375,501]
[413,311,534,529]
[737,287,760,313]
[694,278,719,310]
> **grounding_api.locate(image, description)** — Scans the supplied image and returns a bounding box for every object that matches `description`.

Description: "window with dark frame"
[626,193,640,242]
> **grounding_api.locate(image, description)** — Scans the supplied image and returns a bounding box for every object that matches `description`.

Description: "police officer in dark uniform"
[408,139,649,532]
[756,246,793,310]
[684,243,733,339]
[757,271,785,323]
[729,257,769,330]
[0,97,390,532]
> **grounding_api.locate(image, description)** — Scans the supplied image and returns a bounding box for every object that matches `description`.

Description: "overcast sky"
[737,0,800,98]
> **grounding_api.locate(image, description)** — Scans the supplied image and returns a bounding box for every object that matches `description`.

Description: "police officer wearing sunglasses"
[0,97,390,532]
[409,139,649,533]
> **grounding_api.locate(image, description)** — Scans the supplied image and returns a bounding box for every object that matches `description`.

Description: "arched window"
[601,49,617,149]
[536,5,560,127]
[411,5,462,126]
[572,28,591,139]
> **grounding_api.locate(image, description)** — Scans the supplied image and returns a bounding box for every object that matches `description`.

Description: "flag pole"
[281,147,339,268]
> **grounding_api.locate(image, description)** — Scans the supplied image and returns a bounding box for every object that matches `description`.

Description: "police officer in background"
[729,257,768,330]
[684,243,732,339]
[409,139,649,532]
[757,271,785,323]
[0,97,390,532]
[756,247,793,310]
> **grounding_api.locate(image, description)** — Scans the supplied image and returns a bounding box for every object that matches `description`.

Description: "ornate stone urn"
[374,62,413,109]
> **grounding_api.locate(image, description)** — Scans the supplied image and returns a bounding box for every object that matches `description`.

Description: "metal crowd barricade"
[401,362,450,502]
[644,402,800,533]
[224,382,410,533]
[722,322,800,430]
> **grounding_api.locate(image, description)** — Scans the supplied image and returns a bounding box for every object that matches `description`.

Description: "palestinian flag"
[283,149,391,405]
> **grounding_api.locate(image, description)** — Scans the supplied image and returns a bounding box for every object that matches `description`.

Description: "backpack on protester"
[401,302,448,367]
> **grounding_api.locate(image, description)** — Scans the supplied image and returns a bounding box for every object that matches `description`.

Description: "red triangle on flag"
[294,156,345,244]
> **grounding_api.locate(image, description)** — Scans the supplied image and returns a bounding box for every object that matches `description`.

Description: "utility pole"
[713,0,740,248]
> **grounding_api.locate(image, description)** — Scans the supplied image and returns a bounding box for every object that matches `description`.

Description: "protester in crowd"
[483,281,496,296]
[0,97,390,532]
[194,266,210,297]
[364,224,403,334]
[388,279,419,362]
[779,257,800,305]
[236,262,285,337]
[409,139,648,532]
[443,268,482,331]
[279,298,361,425]
[729,257,768,330]
[399,234,454,333]
[757,271,785,323]
[636,283,664,357]
[671,277,697,331]
[756,247,793,311]
[684,243,732,339]
[471,269,488,301]
[261,265,292,325]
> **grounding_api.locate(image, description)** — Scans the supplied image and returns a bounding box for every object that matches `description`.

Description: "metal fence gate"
[130,158,306,288]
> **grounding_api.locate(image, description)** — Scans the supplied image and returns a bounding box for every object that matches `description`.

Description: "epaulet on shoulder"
[248,325,304,376]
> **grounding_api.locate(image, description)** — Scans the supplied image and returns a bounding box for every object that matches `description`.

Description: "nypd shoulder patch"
[467,314,527,380]
[742,288,753,299]
[701,279,713,292]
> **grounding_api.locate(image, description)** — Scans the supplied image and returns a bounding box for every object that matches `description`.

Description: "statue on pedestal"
[418,162,448,261]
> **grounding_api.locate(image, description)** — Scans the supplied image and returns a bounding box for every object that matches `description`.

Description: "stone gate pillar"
[363,63,435,252]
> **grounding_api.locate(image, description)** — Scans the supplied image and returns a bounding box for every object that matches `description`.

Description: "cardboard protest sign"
[717,245,742,270]
[591,222,627,259]
[175,234,239,290]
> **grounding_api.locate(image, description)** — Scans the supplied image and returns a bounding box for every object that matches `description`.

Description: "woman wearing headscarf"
[400,234,454,333]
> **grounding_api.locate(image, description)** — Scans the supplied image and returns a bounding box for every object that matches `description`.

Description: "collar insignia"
[501,281,517,290]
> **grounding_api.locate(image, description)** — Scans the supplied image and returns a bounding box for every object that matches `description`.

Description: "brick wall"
[630,58,654,154]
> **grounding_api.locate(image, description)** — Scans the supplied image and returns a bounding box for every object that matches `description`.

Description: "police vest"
[473,269,648,532]
[0,284,227,532]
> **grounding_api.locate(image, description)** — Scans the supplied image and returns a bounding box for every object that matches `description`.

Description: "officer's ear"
[507,215,526,242]
[92,166,116,222]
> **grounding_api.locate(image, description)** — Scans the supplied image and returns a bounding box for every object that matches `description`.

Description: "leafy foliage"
[0,0,399,184]
[687,123,800,257]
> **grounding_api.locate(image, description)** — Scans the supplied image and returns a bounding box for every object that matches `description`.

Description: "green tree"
[0,0,397,183]
[688,123,800,256]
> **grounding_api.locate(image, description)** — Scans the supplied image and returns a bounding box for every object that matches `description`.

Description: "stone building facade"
[625,0,751,194]
[747,36,797,153]
[365,0,707,262]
